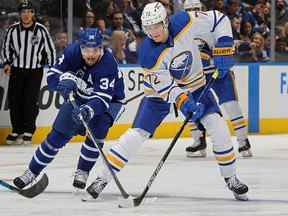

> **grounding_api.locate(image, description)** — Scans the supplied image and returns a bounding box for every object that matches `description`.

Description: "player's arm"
[209,10,235,78]
[46,48,72,91]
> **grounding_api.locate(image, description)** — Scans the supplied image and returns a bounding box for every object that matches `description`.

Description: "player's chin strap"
[119,70,219,208]
[68,93,130,199]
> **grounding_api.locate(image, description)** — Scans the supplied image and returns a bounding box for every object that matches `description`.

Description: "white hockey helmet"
[141,2,168,28]
[183,0,202,10]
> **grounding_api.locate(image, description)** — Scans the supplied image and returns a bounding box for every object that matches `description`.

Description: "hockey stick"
[123,91,144,105]
[68,93,130,199]
[0,173,48,198]
[119,71,219,208]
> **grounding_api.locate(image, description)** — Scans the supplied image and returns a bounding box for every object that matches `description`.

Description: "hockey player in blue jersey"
[183,0,253,158]
[13,28,125,190]
[83,2,249,201]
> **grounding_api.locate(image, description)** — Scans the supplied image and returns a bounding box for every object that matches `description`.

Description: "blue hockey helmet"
[78,27,103,48]
[169,51,193,80]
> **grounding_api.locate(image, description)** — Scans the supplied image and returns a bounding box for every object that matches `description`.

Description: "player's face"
[19,9,34,26]
[144,22,168,43]
[81,46,102,66]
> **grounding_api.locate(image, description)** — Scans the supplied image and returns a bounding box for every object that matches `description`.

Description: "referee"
[2,0,56,145]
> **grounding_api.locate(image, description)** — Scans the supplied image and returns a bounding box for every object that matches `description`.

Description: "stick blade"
[118,196,158,208]
[118,196,135,208]
[19,173,49,198]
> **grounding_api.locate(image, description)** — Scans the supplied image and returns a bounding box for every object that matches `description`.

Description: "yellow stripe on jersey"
[212,47,234,56]
[200,52,211,60]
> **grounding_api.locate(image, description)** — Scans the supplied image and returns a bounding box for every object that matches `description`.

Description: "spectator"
[240,20,253,42]
[2,1,56,145]
[231,15,242,40]
[121,0,141,33]
[0,10,9,64]
[105,11,131,36]
[109,30,137,64]
[214,0,225,12]
[54,31,68,58]
[80,9,97,29]
[238,32,269,62]
[96,17,106,32]
[38,15,51,32]
[276,0,288,25]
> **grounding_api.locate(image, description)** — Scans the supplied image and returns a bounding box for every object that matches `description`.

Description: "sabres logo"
[169,51,193,80]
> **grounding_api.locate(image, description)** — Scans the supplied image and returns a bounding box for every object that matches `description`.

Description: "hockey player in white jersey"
[84,2,249,201]
[183,0,253,158]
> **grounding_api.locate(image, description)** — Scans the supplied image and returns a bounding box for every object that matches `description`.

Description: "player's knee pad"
[47,129,71,149]
[200,113,232,152]
[112,128,150,159]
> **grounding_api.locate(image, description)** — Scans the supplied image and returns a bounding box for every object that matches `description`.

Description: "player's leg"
[198,90,248,200]
[73,102,124,190]
[85,97,171,199]
[13,103,78,189]
[215,71,252,157]
[201,113,249,200]
[185,122,207,157]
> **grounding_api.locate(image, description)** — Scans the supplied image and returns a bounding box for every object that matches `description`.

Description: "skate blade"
[186,150,207,158]
[240,150,253,158]
[233,192,248,201]
[81,193,100,202]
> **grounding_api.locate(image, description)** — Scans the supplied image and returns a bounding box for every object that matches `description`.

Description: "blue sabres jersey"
[47,43,125,115]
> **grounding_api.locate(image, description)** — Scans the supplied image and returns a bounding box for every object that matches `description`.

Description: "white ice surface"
[1,135,288,216]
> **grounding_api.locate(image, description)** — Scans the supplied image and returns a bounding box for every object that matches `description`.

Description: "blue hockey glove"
[213,36,235,79]
[72,104,95,125]
[176,93,205,122]
[56,72,78,100]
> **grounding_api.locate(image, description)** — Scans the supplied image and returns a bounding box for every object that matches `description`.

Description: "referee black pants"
[8,67,43,135]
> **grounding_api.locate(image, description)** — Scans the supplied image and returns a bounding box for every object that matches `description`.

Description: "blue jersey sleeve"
[46,43,79,91]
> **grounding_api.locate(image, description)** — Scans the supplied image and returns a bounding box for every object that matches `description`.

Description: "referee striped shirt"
[2,21,56,69]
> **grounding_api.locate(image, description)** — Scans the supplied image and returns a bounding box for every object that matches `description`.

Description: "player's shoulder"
[63,43,81,58]
[169,10,191,35]
[138,37,167,69]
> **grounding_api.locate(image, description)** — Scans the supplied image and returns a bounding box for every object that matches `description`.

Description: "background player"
[183,0,253,158]
[83,2,249,201]
[13,28,125,190]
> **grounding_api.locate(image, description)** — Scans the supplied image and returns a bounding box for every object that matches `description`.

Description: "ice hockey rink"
[1,135,288,216]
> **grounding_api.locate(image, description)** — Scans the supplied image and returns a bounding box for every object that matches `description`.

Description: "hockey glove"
[56,72,78,100]
[176,93,205,122]
[72,104,95,125]
[213,36,235,79]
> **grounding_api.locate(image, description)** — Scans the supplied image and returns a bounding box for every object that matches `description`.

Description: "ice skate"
[225,175,249,201]
[13,169,36,189]
[238,139,253,158]
[5,133,19,145]
[82,177,108,201]
[186,135,207,158]
[73,169,89,189]
[22,133,33,145]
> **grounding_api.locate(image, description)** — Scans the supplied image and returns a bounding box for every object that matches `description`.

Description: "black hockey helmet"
[17,0,34,12]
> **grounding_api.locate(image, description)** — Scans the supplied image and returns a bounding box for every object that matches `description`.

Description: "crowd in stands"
[1,0,288,64]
